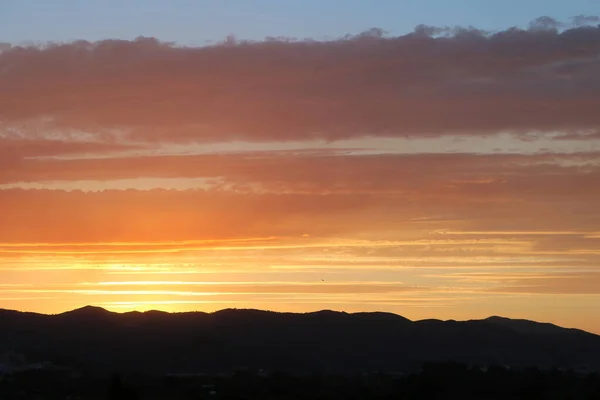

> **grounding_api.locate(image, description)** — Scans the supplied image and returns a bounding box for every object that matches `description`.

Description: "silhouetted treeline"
[2,363,600,399]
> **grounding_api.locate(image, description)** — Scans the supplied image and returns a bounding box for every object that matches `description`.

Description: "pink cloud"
[1,24,599,143]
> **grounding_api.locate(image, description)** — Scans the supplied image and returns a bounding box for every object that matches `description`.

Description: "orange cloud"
[1,150,598,245]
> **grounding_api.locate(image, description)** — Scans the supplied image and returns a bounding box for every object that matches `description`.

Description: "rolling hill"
[0,307,598,374]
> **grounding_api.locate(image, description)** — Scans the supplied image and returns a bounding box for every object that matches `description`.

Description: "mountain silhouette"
[0,307,598,374]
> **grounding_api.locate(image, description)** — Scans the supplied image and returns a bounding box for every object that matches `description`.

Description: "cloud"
[427,270,600,295]
[1,150,599,246]
[0,168,598,245]
[0,188,383,244]
[0,139,142,167]
[488,272,600,295]
[2,20,600,143]
[0,281,424,295]
[528,16,563,31]
[572,15,600,27]
[3,151,600,202]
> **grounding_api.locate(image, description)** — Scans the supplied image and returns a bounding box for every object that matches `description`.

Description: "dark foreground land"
[1,307,600,374]
[2,306,600,398]
[2,364,600,399]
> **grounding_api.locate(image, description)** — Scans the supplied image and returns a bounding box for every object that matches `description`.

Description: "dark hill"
[0,307,598,374]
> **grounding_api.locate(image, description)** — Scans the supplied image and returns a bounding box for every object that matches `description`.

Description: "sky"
[1,1,600,333]
[2,0,599,44]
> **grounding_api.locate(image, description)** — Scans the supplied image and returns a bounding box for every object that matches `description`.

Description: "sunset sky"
[1,1,600,333]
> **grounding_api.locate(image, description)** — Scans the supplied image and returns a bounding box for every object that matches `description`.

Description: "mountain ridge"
[1,306,599,374]
[1,305,591,334]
